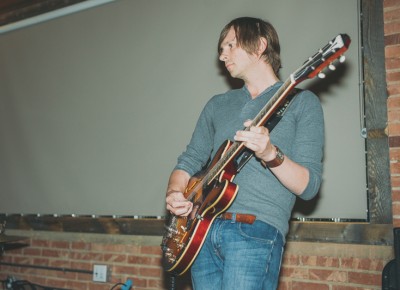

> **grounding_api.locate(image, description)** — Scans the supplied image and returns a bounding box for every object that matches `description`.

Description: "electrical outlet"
[93,265,108,282]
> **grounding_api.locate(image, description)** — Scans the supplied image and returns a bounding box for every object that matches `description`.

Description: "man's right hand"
[166,191,193,216]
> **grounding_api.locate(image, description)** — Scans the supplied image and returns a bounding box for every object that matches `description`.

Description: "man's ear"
[257,37,268,57]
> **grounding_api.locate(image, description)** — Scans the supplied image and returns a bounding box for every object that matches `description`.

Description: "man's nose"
[219,52,227,61]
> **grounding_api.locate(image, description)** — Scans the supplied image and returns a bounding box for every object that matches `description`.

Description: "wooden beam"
[0,0,87,26]
[361,0,392,224]
[0,215,393,245]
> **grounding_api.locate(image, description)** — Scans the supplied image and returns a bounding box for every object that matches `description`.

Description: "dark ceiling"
[0,0,87,26]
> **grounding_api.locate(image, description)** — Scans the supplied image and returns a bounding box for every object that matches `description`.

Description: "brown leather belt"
[219,212,256,224]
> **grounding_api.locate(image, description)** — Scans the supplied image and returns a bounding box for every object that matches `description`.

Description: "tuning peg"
[339,55,346,63]
[318,72,326,79]
[329,63,336,71]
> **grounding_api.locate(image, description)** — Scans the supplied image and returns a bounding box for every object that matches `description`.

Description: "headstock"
[291,34,351,84]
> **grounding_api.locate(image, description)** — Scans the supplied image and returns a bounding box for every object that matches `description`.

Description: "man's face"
[219,27,258,79]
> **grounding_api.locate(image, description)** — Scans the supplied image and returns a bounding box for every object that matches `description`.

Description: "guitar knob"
[168,228,178,235]
[177,242,186,249]
[328,64,336,71]
[318,72,326,79]
[339,55,346,63]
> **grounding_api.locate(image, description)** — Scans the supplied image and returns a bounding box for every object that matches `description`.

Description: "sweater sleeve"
[174,97,216,176]
[291,90,325,200]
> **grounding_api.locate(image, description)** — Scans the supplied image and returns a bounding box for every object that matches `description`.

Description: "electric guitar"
[161,34,351,276]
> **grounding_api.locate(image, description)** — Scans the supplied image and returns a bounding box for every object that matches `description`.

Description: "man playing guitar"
[165,17,324,290]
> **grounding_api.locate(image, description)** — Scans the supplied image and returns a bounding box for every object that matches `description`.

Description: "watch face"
[276,148,284,160]
[264,146,284,168]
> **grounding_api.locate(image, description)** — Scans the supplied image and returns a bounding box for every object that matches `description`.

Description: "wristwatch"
[261,146,285,168]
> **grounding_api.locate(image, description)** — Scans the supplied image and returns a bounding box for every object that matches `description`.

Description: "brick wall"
[385,0,400,227]
[0,231,394,290]
[0,232,170,290]
[1,1,399,290]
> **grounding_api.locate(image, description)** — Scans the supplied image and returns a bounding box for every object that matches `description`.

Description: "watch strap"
[261,146,285,168]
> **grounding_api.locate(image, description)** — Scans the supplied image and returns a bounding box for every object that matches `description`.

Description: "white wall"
[0,0,365,220]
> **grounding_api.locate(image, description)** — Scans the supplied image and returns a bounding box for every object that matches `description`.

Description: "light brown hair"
[218,17,281,75]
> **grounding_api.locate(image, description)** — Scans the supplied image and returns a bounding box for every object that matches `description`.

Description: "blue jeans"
[191,218,284,290]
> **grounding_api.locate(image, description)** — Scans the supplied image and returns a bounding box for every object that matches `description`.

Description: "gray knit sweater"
[174,82,324,240]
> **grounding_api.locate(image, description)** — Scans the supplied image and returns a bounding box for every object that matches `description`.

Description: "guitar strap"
[235,88,302,172]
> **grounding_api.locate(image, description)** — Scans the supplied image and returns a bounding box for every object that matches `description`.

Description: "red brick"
[30,239,51,247]
[49,259,71,268]
[292,281,329,290]
[389,122,400,135]
[300,256,340,267]
[88,282,113,290]
[139,266,162,278]
[132,277,147,287]
[280,266,309,279]
[5,247,24,255]
[0,266,15,276]
[32,257,49,265]
[42,249,69,258]
[387,84,400,97]
[91,243,127,253]
[389,107,399,125]
[147,278,165,288]
[341,257,384,271]
[46,269,78,280]
[282,254,300,266]
[127,255,159,265]
[13,256,31,264]
[386,70,400,82]
[277,279,291,290]
[68,251,103,261]
[123,244,142,255]
[332,286,375,290]
[348,271,381,286]
[45,278,69,289]
[393,189,400,202]
[385,20,400,35]
[384,0,400,9]
[26,276,47,287]
[140,245,163,255]
[393,201,400,214]
[70,261,92,271]
[112,265,139,275]
[388,110,400,122]
[1,255,13,263]
[103,253,127,263]
[385,46,400,59]
[385,33,400,45]
[71,241,92,250]
[67,281,90,289]
[279,266,291,278]
[50,240,70,249]
[390,161,400,174]
[22,247,41,256]
[309,269,347,282]
[384,7,400,22]
[392,175,400,187]
[386,57,400,70]
[76,272,93,281]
